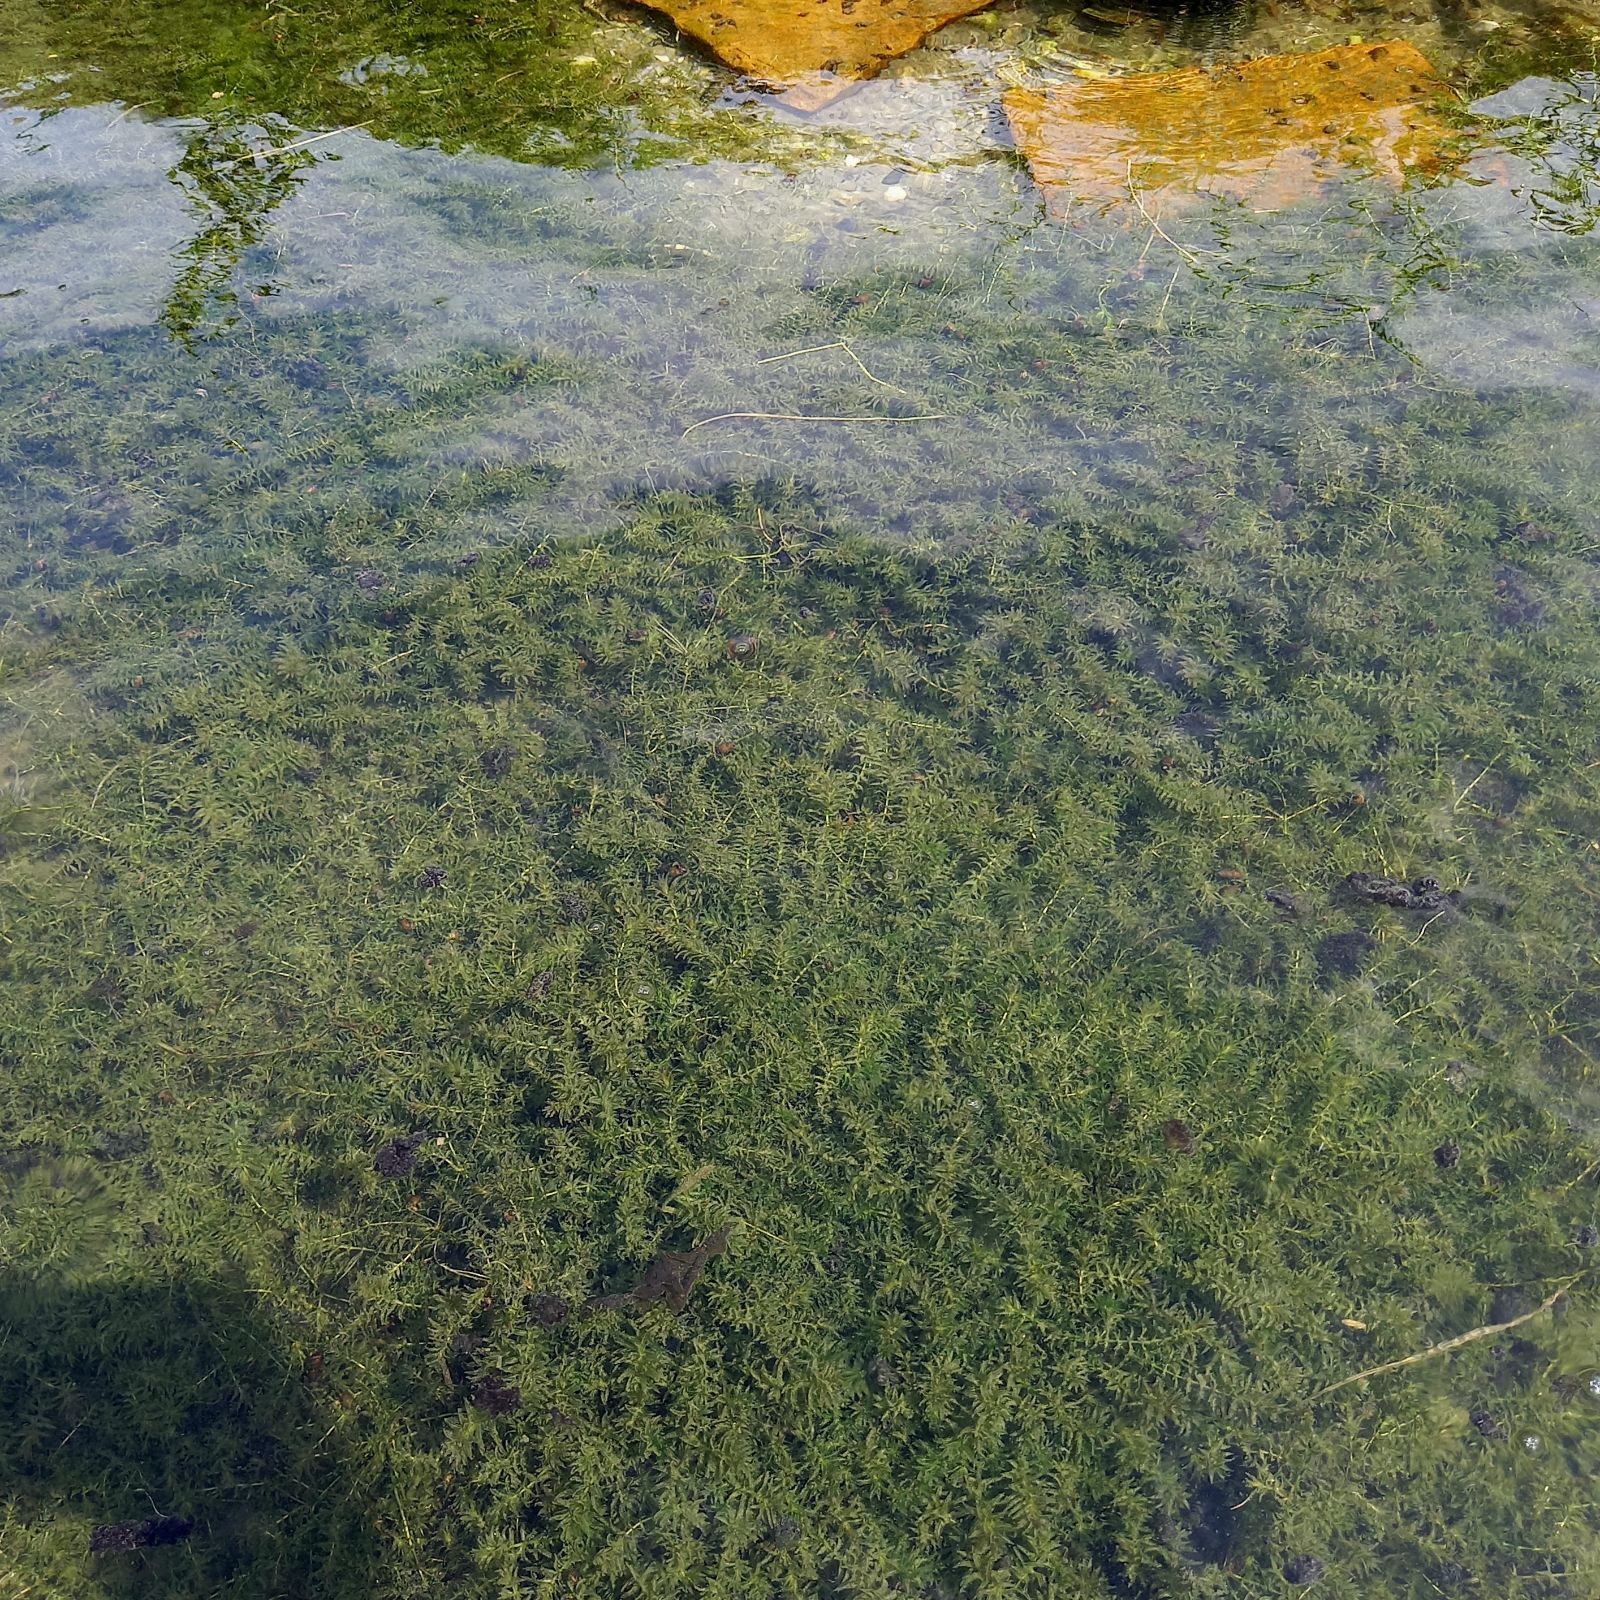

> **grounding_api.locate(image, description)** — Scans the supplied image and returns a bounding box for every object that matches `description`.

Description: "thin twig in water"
[682,411,948,439]
[1124,158,1217,271]
[1309,1278,1583,1400]
[218,123,373,170]
[757,341,909,394]
[1557,1152,1600,1195]
[1154,263,1181,327]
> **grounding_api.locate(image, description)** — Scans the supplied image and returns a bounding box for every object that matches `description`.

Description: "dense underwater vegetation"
[6,1,1600,1597]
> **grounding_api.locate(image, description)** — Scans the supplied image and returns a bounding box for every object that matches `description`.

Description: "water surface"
[5,2,1600,1596]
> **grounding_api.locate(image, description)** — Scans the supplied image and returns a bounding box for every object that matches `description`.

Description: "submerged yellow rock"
[638,0,997,109]
[1004,42,1454,214]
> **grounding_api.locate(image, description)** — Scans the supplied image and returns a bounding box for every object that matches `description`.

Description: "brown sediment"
[1004,42,1456,215]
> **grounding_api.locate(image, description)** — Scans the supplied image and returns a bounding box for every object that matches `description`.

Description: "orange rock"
[640,0,997,109]
[1004,42,1455,214]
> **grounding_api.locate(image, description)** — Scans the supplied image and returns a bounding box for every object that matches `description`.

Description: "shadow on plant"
[0,1272,375,1598]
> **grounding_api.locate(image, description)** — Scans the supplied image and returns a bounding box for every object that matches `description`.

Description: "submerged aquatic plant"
[4,430,1600,1592]
[5,20,1600,1595]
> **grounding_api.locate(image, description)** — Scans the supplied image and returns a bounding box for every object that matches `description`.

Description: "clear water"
[5,2,1600,1597]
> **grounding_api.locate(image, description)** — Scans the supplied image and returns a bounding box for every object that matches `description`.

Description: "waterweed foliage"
[7,16,1600,1600]
[7,290,1600,1597]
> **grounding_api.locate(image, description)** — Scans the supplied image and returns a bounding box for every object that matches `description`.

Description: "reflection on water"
[1004,42,1457,213]
[6,2,1600,1597]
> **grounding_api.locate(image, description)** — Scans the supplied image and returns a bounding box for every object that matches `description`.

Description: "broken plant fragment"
[88,1516,194,1556]
[473,1370,524,1416]
[629,0,997,110]
[530,1292,571,1328]
[1004,42,1454,215]
[1161,1118,1196,1155]
[866,1353,903,1391]
[1341,871,1457,914]
[585,1224,732,1314]
[374,1130,428,1178]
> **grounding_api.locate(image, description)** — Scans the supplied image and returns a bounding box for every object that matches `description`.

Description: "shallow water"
[5,2,1600,1597]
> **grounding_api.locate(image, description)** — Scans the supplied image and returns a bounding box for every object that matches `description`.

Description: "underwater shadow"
[0,1271,374,1598]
